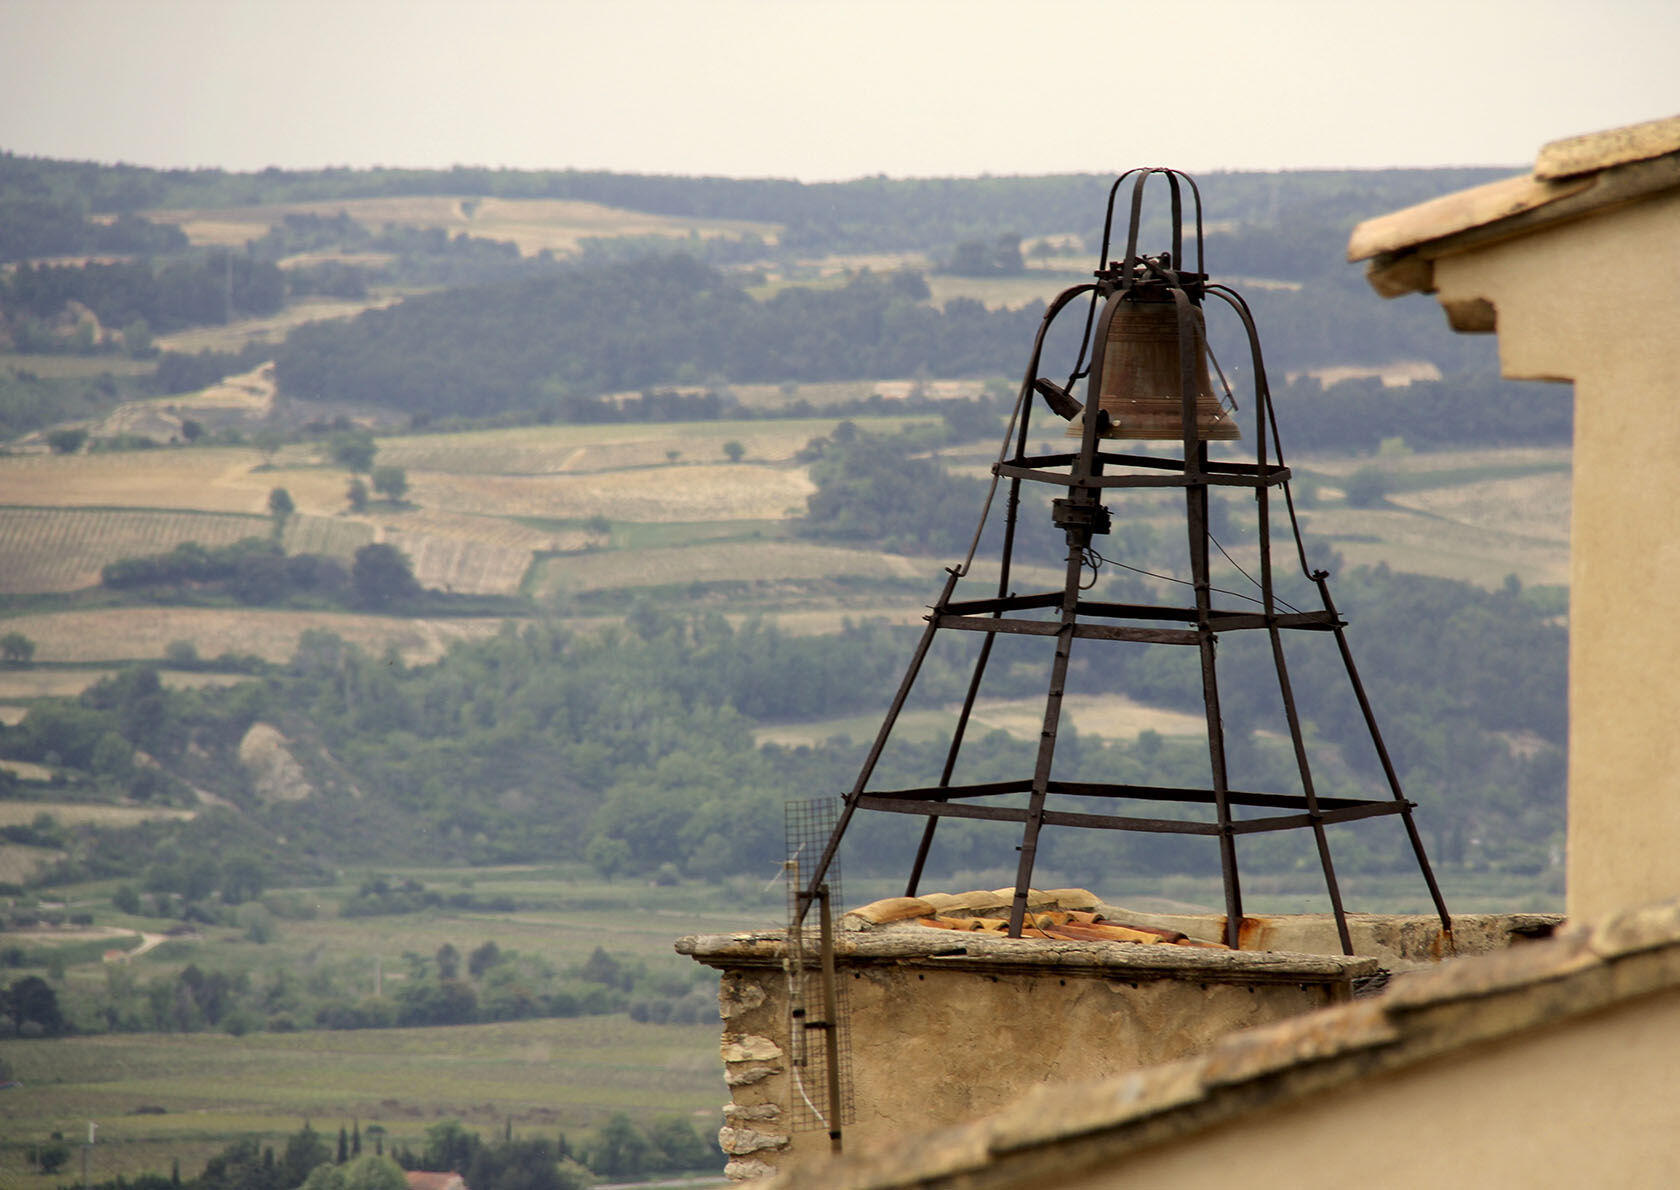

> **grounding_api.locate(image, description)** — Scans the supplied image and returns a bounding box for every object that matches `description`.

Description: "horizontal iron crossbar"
[939,593,1341,633]
[997,455,1291,491]
[935,615,1199,645]
[1010,451,1291,478]
[855,796,1411,836]
[863,778,1404,814]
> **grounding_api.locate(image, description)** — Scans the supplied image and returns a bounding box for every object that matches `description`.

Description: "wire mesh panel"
[784,798,854,1133]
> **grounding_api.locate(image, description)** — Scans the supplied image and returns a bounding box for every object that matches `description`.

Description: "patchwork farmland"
[0,414,1572,674]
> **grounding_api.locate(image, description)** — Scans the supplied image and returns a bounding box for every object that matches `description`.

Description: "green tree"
[435,942,461,981]
[0,631,35,666]
[371,465,408,502]
[46,427,87,454]
[350,543,419,608]
[283,1123,333,1187]
[590,1114,651,1181]
[467,940,502,978]
[34,1141,72,1174]
[721,439,745,463]
[585,834,630,881]
[342,1155,405,1190]
[5,975,65,1035]
[645,1117,712,1172]
[346,477,369,512]
[252,426,285,466]
[1343,466,1392,508]
[420,1120,480,1174]
[330,429,377,473]
[267,487,295,537]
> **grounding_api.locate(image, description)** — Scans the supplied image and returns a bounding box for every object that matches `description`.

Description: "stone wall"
[681,927,1377,1181]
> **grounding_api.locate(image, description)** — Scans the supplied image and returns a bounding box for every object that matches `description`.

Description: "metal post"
[818,886,843,1154]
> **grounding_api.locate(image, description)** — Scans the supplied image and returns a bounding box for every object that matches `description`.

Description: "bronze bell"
[1067,299,1239,441]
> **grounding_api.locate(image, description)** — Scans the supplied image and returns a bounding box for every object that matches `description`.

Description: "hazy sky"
[2,0,1676,181]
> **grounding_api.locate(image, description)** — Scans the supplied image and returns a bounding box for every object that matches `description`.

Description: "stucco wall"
[1429,187,1680,924]
[1048,984,1680,1190]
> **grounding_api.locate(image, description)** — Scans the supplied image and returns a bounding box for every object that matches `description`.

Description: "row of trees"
[60,1113,713,1190]
[1,152,1516,266]
[3,254,286,336]
[80,937,703,1037]
[271,255,1039,418]
[99,538,421,610]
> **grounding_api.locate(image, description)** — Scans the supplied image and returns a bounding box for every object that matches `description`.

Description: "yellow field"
[754,691,1210,748]
[925,267,1089,311]
[0,353,156,379]
[376,416,896,474]
[1298,445,1571,479]
[0,506,266,593]
[1386,472,1571,547]
[0,800,195,827]
[0,421,873,596]
[384,526,536,595]
[144,194,779,257]
[0,669,257,703]
[151,292,410,353]
[530,540,934,596]
[1299,501,1570,589]
[280,512,377,559]
[1,607,513,665]
[415,462,815,524]
[0,842,60,883]
[0,447,287,514]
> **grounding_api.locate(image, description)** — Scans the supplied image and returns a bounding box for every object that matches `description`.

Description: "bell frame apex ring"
[793,168,1451,954]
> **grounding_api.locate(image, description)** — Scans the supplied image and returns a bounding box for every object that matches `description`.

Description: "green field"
[0,864,786,1187]
[0,1017,724,1189]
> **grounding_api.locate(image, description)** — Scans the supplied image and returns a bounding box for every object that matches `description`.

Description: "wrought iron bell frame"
[794,168,1451,953]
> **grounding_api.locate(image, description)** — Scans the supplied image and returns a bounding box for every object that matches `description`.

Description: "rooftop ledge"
[678,889,1562,986]
[676,927,1380,986]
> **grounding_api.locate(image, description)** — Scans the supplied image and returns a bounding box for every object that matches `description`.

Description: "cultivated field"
[0,353,156,379]
[151,292,412,354]
[0,1018,725,1190]
[375,416,900,474]
[0,447,293,515]
[0,863,778,1189]
[0,669,253,706]
[924,267,1089,311]
[0,800,195,828]
[0,506,267,594]
[0,420,1571,683]
[144,194,779,258]
[0,607,510,665]
[530,540,935,598]
[413,463,815,525]
[753,691,1210,749]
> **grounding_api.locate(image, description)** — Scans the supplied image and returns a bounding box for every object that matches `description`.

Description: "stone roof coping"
[1536,113,1680,179]
[1347,113,1680,297]
[766,897,1680,1190]
[675,928,1378,985]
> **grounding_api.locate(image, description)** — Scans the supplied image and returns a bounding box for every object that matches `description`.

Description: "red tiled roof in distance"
[405,1172,466,1190]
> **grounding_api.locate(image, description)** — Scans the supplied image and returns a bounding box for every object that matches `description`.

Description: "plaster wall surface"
[1429,188,1680,924]
[1048,984,1680,1190]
